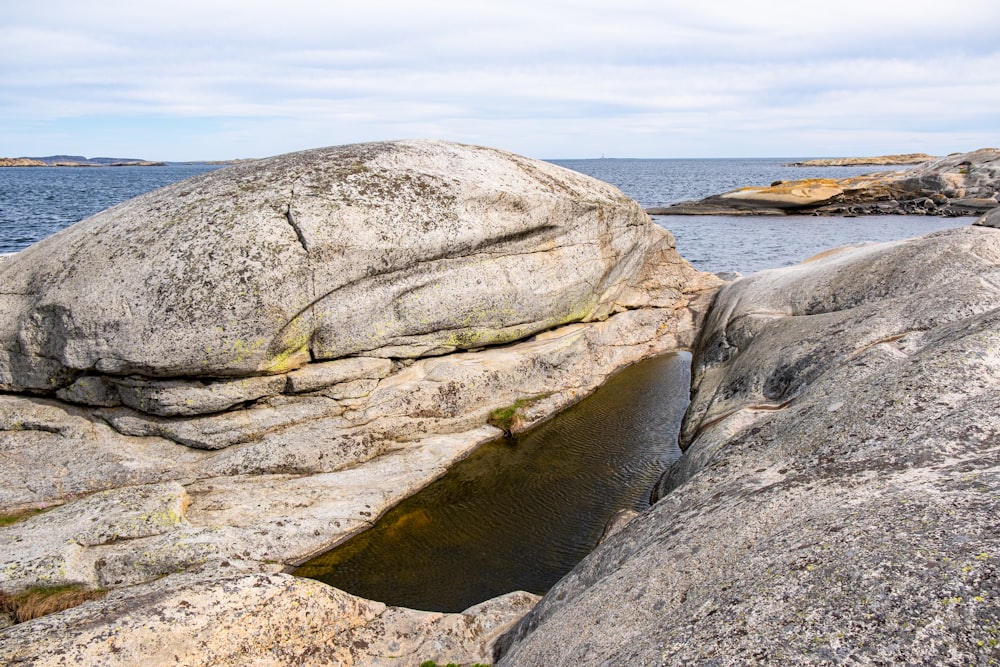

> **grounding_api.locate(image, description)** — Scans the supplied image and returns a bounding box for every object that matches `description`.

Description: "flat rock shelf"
[295,352,692,612]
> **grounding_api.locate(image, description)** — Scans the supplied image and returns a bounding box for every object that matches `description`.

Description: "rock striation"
[0,139,720,664]
[653,147,1000,216]
[495,224,1000,665]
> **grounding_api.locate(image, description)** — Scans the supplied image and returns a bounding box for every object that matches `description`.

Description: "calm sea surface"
[0,164,222,254]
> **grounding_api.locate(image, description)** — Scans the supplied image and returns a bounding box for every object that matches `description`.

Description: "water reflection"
[295,352,691,612]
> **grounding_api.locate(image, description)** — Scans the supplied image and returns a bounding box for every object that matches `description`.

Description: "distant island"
[0,155,253,167]
[784,153,937,167]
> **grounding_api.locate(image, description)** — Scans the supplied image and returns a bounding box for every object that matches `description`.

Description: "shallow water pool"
[295,352,692,612]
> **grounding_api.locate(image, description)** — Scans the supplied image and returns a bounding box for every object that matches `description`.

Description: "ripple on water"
[295,352,692,612]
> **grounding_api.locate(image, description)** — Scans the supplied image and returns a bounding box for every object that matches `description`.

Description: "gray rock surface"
[655,147,1000,216]
[0,565,540,666]
[496,225,1000,665]
[977,205,1000,229]
[0,140,720,664]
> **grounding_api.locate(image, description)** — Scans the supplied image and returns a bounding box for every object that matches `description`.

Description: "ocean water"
[0,158,968,274]
[0,164,222,254]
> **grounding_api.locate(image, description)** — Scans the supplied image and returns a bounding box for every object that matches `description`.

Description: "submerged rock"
[496,225,1000,665]
[655,147,1000,216]
[0,140,719,664]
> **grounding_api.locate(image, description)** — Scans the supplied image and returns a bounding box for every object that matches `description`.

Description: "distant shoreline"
[784,153,937,167]
[0,156,252,168]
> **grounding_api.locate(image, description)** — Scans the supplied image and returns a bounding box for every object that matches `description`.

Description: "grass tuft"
[487,394,551,436]
[0,507,49,527]
[0,584,107,624]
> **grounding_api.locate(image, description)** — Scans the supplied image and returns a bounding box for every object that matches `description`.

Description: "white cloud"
[1,0,998,158]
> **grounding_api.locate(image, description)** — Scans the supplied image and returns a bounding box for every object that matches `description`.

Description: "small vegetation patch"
[0,507,49,527]
[488,394,551,435]
[419,662,490,667]
[0,584,107,624]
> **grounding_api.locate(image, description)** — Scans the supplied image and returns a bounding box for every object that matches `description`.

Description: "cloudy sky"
[3,0,998,161]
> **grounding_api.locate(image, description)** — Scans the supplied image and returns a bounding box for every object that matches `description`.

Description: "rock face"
[0,140,720,664]
[496,225,1000,665]
[655,147,1000,216]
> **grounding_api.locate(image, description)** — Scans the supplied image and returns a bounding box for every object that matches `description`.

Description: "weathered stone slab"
[0,567,538,667]
[285,357,393,393]
[0,139,668,388]
[114,374,287,416]
[0,482,190,589]
[976,205,1000,228]
[98,395,344,449]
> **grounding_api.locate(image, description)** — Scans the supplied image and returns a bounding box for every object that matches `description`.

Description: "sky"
[2,0,999,161]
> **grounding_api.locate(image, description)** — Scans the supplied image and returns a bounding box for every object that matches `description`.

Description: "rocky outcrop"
[496,225,1000,665]
[0,140,720,664]
[784,153,937,167]
[977,206,1000,229]
[0,158,45,167]
[653,147,1000,216]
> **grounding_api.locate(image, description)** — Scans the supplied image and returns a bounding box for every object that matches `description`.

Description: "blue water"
[0,164,223,253]
[0,158,968,275]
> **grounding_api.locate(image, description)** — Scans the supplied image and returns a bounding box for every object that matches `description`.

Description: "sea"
[0,158,971,274]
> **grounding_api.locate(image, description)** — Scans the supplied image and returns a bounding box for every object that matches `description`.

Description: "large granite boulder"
[496,225,1000,665]
[0,139,671,388]
[0,140,720,664]
[656,147,1000,216]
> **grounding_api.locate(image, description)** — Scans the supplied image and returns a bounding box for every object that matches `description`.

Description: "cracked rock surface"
[496,225,1000,665]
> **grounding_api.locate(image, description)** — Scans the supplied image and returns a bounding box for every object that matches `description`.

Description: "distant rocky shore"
[649,148,999,217]
[0,155,169,167]
[783,152,937,167]
[0,155,251,167]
